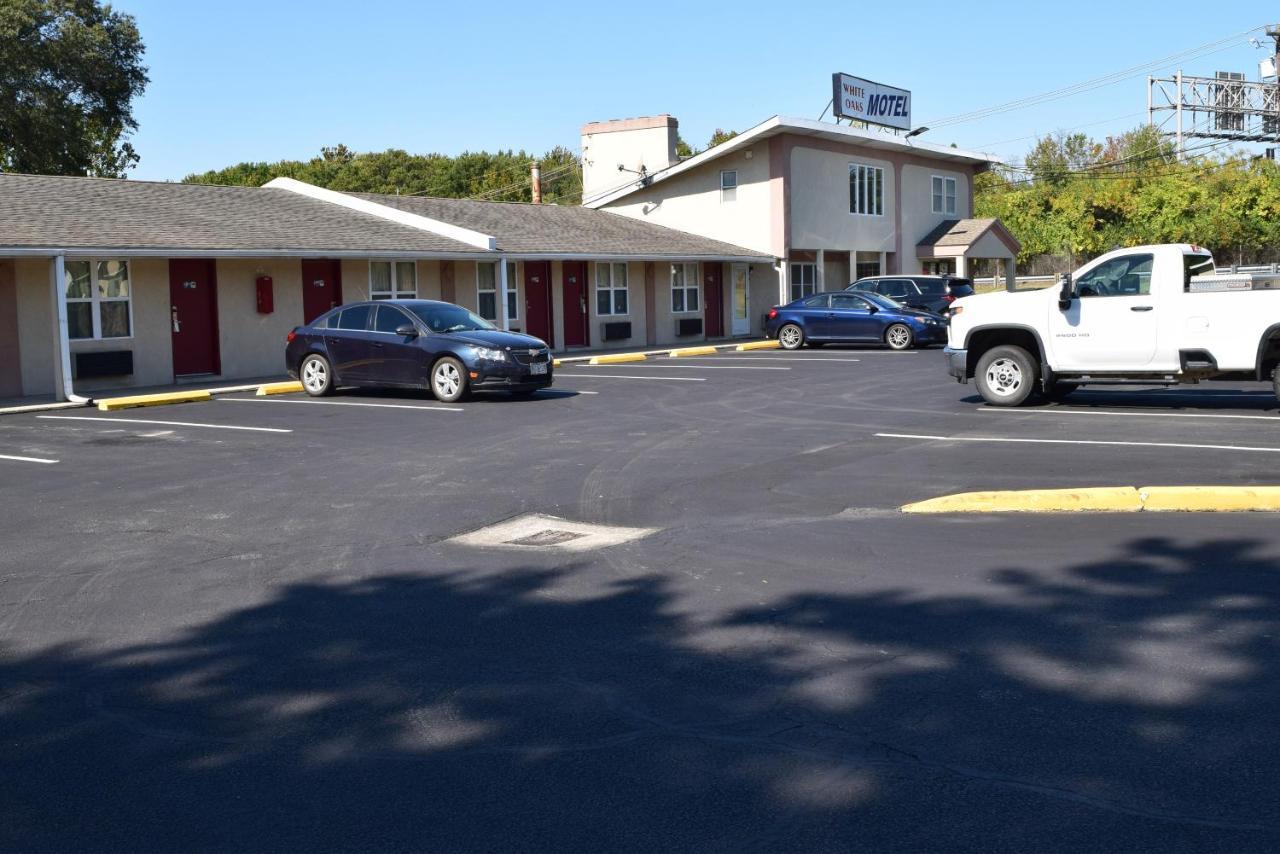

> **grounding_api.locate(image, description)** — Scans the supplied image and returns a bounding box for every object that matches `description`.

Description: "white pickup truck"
[945,244,1280,405]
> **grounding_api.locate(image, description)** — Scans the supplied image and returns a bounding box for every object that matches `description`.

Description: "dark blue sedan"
[764,291,947,350]
[285,300,553,402]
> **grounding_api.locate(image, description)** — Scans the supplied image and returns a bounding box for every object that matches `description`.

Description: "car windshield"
[862,292,904,310]
[407,304,496,333]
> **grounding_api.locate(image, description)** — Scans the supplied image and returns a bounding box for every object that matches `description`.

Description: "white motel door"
[731,263,750,335]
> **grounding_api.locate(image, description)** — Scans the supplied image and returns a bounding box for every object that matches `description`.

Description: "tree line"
[975,125,1280,269]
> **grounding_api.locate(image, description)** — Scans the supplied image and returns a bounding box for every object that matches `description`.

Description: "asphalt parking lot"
[3,347,1280,853]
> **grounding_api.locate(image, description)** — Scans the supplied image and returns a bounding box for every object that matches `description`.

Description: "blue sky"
[124,0,1279,181]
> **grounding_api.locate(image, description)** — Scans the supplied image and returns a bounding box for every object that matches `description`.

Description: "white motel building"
[0,110,1018,402]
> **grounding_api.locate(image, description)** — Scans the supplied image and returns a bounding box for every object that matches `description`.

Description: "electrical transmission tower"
[1148,25,1280,158]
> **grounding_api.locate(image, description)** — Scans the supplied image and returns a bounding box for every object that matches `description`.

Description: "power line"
[926,27,1265,130]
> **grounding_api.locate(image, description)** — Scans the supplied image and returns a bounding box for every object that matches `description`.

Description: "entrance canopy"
[916,218,1020,287]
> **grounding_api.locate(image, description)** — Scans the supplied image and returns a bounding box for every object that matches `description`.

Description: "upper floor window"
[370,260,417,299]
[65,259,132,340]
[671,263,700,312]
[596,262,629,316]
[849,163,884,216]
[720,170,738,202]
[932,175,957,215]
[790,262,817,301]
[477,261,519,322]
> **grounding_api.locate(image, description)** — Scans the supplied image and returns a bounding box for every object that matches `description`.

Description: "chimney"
[530,162,542,204]
[580,115,678,204]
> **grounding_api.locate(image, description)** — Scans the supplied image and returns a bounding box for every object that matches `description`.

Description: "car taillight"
[942,294,955,303]
[767,308,778,320]
[286,330,297,343]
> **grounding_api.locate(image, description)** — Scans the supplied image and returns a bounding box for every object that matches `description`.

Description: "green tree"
[707,128,738,148]
[0,0,148,176]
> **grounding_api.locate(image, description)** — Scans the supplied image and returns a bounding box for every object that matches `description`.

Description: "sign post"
[831,73,912,131]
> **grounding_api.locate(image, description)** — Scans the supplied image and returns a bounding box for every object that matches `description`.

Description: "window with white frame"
[849,163,884,216]
[789,262,817,301]
[65,259,132,340]
[596,262,629,316]
[477,261,519,322]
[369,260,417,299]
[932,175,957,215]
[720,170,738,202]
[670,263,700,312]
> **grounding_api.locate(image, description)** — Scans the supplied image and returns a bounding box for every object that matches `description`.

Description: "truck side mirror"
[1058,273,1075,310]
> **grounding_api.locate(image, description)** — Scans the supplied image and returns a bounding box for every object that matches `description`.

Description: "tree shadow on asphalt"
[2,538,1278,853]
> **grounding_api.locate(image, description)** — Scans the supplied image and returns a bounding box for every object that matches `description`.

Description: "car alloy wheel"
[301,355,332,396]
[778,324,804,350]
[985,357,1023,397]
[431,357,468,403]
[885,324,913,350]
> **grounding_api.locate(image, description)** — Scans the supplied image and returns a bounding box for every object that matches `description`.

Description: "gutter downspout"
[50,254,91,404]
[497,256,510,332]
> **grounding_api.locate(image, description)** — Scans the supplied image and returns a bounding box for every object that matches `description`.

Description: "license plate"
[530,362,548,376]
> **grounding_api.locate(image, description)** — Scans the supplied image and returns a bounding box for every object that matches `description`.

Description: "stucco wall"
[789,146,897,256]
[0,260,22,397]
[213,258,305,380]
[900,164,972,274]
[14,260,52,396]
[602,140,775,256]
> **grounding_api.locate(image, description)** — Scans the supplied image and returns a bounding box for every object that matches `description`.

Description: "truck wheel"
[976,345,1036,407]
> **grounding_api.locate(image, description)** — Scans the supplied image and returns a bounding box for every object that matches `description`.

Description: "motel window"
[720,170,738,202]
[477,261,518,322]
[789,262,817,301]
[65,259,132,340]
[369,260,417,299]
[671,263,700,313]
[849,163,884,216]
[932,176,957,215]
[596,262,629,316]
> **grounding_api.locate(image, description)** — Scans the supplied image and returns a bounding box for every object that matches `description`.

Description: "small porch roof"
[916,218,1020,259]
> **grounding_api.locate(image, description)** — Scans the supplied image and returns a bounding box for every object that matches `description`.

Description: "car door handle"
[1131,305,1154,312]
[371,342,384,349]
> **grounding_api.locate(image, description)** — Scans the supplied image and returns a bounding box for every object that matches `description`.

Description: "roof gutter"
[0,247,774,264]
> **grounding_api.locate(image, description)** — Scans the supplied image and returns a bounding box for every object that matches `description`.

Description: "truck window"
[1184,254,1214,290]
[1075,254,1153,298]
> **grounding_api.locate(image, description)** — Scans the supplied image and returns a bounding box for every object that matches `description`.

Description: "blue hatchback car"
[764,291,947,350]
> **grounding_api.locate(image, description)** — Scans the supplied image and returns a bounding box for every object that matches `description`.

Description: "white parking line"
[875,432,1280,454]
[0,453,58,465]
[588,364,790,371]
[556,373,707,382]
[978,407,1280,422]
[38,415,292,433]
[221,398,462,412]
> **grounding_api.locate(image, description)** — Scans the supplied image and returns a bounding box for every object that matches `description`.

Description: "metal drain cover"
[506,529,586,547]
[448,514,658,552]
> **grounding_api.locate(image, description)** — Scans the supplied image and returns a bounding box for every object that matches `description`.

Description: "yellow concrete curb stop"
[736,340,781,351]
[553,359,562,368]
[902,485,1280,513]
[588,352,648,365]
[668,346,719,358]
[257,381,304,396]
[97,390,213,411]
[903,487,1142,514]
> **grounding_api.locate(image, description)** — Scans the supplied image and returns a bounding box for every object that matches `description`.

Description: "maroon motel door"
[703,262,724,338]
[524,261,553,346]
[561,261,588,347]
[168,258,220,376]
[301,259,343,324]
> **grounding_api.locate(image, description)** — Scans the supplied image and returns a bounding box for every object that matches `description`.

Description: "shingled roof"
[0,173,482,254]
[354,192,768,259]
[916,218,1020,254]
[0,173,769,261]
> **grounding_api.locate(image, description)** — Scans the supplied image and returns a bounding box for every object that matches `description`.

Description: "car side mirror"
[395,324,418,337]
[866,304,879,314]
[1058,273,1075,310]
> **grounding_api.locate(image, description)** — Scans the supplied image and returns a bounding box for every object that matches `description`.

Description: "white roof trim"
[264,177,497,250]
[583,115,999,208]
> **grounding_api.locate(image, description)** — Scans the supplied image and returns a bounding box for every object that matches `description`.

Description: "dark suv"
[847,275,975,315]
